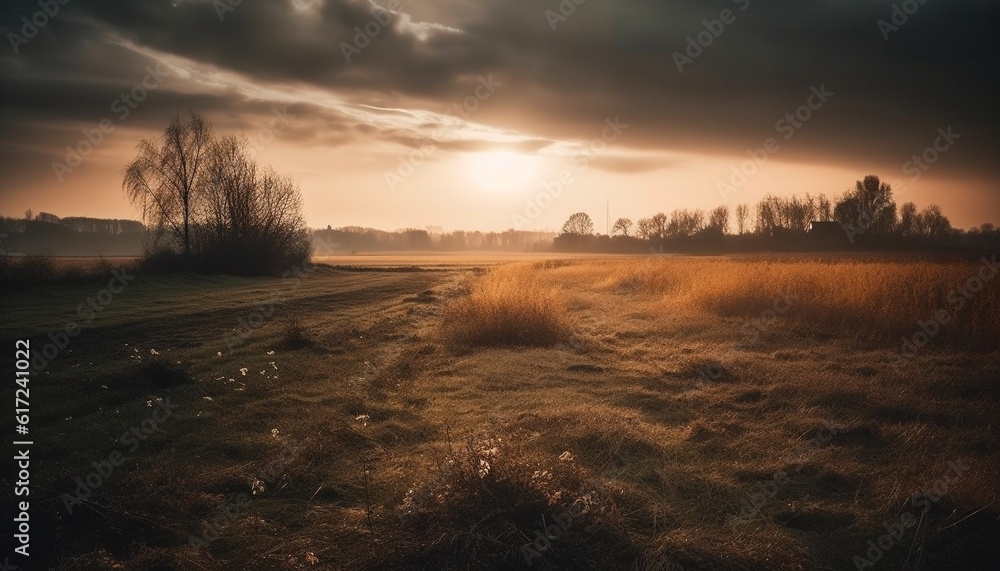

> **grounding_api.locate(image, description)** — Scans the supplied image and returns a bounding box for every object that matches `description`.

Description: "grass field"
[1,253,998,570]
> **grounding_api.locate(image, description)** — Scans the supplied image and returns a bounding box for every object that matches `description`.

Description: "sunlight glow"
[464,151,539,192]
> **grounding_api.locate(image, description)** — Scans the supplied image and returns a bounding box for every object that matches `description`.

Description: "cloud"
[1,0,998,216]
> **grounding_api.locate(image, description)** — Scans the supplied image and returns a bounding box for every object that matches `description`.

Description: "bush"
[138,246,190,274]
[281,317,312,349]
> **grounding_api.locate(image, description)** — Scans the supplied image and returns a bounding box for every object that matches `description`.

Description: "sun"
[464,150,538,192]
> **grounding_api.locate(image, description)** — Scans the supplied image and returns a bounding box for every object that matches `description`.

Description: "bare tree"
[611,217,633,237]
[668,208,704,237]
[561,212,594,236]
[708,205,730,234]
[123,113,211,256]
[919,204,952,238]
[757,195,814,233]
[817,194,833,222]
[24,209,33,221]
[834,193,862,231]
[650,212,669,239]
[36,212,60,224]
[845,175,896,235]
[735,203,749,235]
[199,135,310,273]
[635,217,656,240]
[898,202,918,237]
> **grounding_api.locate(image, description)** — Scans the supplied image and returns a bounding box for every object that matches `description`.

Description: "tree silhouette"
[650,212,669,239]
[919,204,952,238]
[123,113,211,256]
[635,217,655,240]
[837,175,896,236]
[708,205,729,234]
[898,202,918,237]
[561,212,594,236]
[667,209,704,237]
[611,217,633,237]
[817,194,833,222]
[735,204,750,235]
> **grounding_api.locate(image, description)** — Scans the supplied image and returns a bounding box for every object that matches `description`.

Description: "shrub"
[138,246,190,274]
[281,317,312,349]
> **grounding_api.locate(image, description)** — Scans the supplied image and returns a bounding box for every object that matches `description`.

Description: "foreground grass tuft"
[442,264,570,348]
[281,317,313,349]
[388,427,635,569]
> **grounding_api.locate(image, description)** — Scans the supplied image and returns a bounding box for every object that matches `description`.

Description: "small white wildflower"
[251,478,266,496]
[150,349,159,355]
[100,384,108,390]
[239,368,248,376]
[266,350,275,355]
[269,362,278,370]
[217,351,222,357]
[203,396,214,402]
[271,428,280,438]
[354,414,370,427]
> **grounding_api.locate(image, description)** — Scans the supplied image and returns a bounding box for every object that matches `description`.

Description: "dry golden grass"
[540,257,1000,343]
[442,264,571,348]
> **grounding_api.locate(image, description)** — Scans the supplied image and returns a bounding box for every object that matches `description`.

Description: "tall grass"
[547,257,1000,343]
[442,264,570,348]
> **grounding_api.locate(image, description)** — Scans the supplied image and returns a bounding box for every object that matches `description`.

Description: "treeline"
[0,212,146,256]
[311,227,557,253]
[554,175,999,253]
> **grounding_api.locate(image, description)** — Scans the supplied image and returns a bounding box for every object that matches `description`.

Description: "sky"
[1,0,998,233]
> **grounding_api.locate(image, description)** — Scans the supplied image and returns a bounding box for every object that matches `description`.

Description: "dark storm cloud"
[1,0,998,177]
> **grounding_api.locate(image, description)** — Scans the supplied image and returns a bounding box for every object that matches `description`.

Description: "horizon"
[2,1,999,232]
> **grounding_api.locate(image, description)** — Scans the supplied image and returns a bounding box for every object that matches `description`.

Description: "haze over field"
[2,0,999,232]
